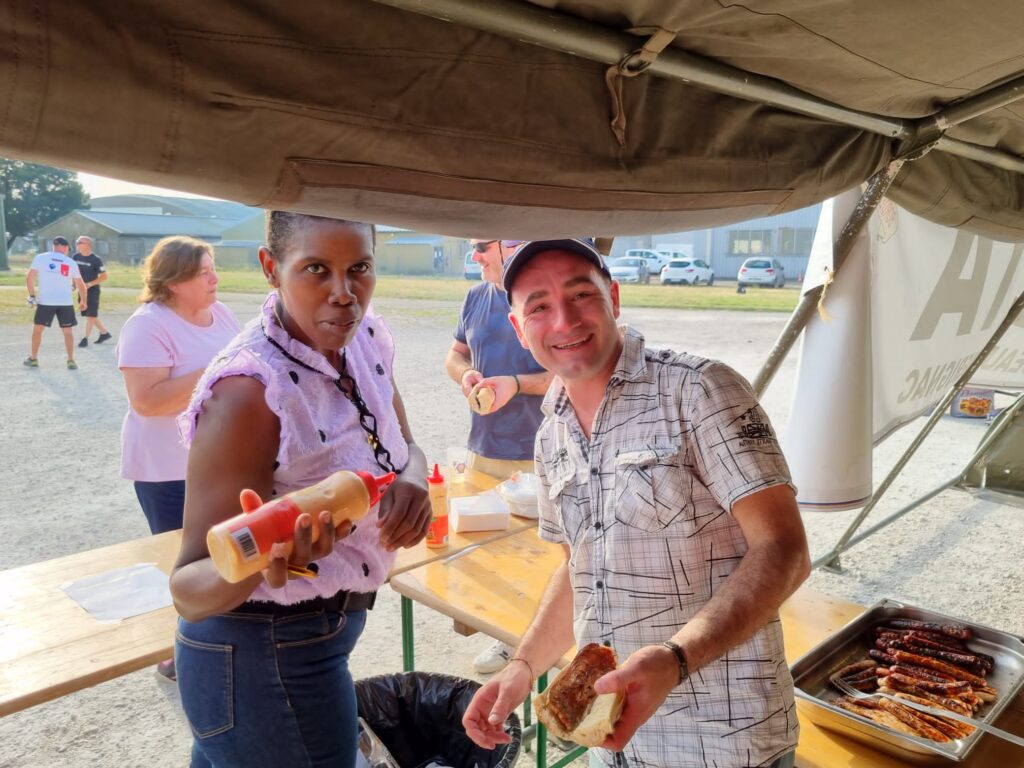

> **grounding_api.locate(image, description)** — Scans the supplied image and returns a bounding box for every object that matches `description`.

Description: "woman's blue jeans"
[133,480,186,534]
[176,606,367,768]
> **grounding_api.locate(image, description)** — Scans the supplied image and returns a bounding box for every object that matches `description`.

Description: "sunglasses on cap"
[473,240,524,253]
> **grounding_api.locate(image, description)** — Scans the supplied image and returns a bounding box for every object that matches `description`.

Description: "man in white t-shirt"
[25,236,88,369]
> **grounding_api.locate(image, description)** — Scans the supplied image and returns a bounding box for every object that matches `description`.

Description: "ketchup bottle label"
[232,527,260,560]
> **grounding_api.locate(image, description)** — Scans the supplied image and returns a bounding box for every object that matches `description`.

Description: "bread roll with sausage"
[534,644,625,747]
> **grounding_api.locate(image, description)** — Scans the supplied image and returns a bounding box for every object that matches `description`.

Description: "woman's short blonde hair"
[139,236,214,303]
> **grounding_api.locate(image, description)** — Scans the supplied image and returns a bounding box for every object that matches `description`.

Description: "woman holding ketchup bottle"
[170,211,432,768]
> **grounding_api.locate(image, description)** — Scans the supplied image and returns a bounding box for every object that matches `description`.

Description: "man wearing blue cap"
[463,238,809,767]
[445,237,554,673]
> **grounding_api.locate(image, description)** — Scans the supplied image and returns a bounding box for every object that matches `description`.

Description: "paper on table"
[60,563,173,622]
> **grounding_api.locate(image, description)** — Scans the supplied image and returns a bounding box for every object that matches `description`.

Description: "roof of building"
[88,194,258,220]
[74,210,238,237]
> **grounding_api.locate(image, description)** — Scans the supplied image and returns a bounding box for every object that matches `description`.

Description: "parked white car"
[463,249,481,280]
[737,257,785,287]
[661,258,714,286]
[625,248,668,274]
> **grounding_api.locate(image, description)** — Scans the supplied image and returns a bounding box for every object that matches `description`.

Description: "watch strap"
[661,640,689,684]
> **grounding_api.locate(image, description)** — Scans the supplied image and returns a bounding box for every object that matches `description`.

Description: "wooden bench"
[389,527,1024,768]
[0,467,532,717]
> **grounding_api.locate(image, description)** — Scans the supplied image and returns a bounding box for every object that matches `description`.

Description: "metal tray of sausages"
[791,598,1024,763]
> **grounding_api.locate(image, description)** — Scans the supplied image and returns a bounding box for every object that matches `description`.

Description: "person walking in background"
[444,237,553,674]
[116,236,240,682]
[72,235,112,346]
[24,235,88,369]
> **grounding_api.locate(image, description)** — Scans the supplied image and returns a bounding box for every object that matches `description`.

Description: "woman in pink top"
[116,236,240,535]
[171,212,432,768]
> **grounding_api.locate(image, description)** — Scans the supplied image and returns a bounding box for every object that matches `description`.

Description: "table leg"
[523,689,532,754]
[401,595,415,672]
[536,671,547,768]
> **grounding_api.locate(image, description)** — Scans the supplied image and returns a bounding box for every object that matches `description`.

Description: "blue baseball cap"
[501,238,610,296]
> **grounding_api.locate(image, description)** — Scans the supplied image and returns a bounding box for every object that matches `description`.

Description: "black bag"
[355,672,521,768]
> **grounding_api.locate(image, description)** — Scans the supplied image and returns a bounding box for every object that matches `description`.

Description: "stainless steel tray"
[791,598,1024,764]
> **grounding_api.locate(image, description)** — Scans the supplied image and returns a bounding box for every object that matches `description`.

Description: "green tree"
[0,158,90,249]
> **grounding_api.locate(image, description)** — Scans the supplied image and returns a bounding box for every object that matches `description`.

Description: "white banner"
[786,193,1024,510]
[871,201,1024,442]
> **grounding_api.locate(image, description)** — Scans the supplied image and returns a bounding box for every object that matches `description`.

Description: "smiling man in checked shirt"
[462,238,811,768]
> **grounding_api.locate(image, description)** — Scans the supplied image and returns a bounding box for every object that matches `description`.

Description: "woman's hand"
[246,489,353,588]
[377,474,431,551]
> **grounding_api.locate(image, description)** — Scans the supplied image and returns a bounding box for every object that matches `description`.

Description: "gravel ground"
[0,286,1020,767]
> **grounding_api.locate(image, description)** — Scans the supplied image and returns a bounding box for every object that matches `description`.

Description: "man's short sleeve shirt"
[72,252,105,284]
[31,251,81,306]
[455,281,546,460]
[534,326,799,767]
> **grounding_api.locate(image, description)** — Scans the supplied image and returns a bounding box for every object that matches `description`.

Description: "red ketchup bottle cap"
[427,463,445,485]
[357,470,397,506]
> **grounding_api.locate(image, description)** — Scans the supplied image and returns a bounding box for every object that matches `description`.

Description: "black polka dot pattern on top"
[367,326,375,337]
[375,363,385,375]
[288,370,299,384]
[318,429,327,443]
[361,562,370,577]
[272,461,280,470]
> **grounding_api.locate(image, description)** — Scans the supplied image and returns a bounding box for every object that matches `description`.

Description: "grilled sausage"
[888,619,972,640]
[888,671,970,696]
[890,650,988,687]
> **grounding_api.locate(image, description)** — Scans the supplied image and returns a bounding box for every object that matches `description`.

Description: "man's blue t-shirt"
[455,281,546,460]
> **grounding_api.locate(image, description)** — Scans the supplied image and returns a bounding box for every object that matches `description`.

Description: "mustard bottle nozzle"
[427,463,445,484]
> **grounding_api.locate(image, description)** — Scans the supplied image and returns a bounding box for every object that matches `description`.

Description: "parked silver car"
[608,256,651,284]
[737,257,785,288]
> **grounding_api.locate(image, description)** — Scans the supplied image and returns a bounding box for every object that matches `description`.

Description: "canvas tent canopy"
[1,0,1023,240]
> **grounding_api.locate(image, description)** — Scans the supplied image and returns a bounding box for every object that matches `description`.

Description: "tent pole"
[810,476,961,570]
[814,392,1024,571]
[369,0,907,135]
[818,289,1024,571]
[930,74,1024,130]
[370,0,1024,174]
[751,160,904,397]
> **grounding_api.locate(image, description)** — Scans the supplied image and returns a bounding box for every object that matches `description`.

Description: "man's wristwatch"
[661,640,689,685]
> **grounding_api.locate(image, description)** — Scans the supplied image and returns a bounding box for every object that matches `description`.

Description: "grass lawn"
[0,264,800,312]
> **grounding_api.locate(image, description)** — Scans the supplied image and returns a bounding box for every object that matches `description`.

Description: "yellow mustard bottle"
[425,463,449,548]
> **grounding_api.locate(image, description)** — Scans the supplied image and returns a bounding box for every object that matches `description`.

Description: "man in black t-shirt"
[72,236,112,347]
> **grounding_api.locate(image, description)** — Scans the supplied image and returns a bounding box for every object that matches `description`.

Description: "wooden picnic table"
[389,527,1024,768]
[0,467,532,717]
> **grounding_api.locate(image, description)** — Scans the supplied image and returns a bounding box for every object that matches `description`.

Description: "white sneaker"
[473,639,513,674]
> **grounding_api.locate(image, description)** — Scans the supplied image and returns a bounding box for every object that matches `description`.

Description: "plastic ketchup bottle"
[207,469,396,582]
[425,463,449,549]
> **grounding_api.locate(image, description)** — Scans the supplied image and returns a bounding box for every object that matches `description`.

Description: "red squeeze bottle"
[207,470,396,583]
